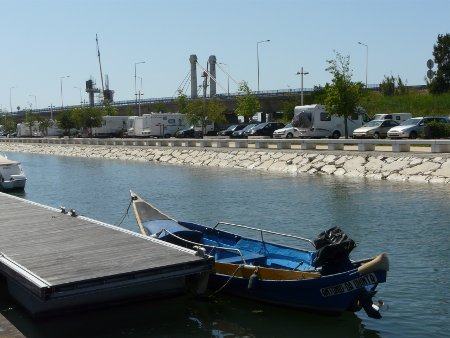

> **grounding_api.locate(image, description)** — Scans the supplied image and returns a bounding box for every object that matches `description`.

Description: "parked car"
[353,119,399,139]
[273,123,301,139]
[231,124,257,138]
[244,122,285,138]
[387,117,449,139]
[217,124,247,137]
[175,127,202,138]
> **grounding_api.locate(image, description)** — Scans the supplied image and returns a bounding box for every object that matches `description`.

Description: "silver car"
[387,117,449,139]
[353,119,399,139]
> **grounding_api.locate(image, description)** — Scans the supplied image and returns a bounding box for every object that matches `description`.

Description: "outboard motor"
[313,226,356,275]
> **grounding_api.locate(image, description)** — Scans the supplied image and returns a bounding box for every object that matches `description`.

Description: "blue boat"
[130,191,389,319]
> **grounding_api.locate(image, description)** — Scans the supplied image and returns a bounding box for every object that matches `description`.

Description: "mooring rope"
[115,199,132,227]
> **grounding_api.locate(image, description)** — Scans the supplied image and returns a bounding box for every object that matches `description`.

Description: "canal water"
[0,151,449,338]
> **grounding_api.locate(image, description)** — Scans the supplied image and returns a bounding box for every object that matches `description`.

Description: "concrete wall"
[1,143,449,184]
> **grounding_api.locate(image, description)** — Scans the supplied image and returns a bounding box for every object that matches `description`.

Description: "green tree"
[380,75,408,96]
[176,90,189,114]
[24,110,36,136]
[429,33,450,94]
[56,110,77,136]
[74,106,104,136]
[324,51,364,138]
[280,96,301,122]
[36,115,52,136]
[184,98,226,135]
[234,81,261,122]
[103,100,118,116]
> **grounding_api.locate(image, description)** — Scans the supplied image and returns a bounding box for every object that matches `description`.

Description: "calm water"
[1,151,449,338]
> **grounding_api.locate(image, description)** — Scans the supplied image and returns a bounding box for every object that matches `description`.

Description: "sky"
[1,0,449,112]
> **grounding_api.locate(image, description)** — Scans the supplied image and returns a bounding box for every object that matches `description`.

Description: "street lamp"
[358,41,368,88]
[48,104,54,120]
[28,95,37,110]
[74,86,83,106]
[257,39,270,92]
[296,67,309,106]
[136,76,144,116]
[60,75,70,108]
[134,61,145,103]
[9,86,15,114]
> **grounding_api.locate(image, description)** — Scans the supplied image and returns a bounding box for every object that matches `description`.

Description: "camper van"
[91,116,128,138]
[127,113,189,138]
[292,104,370,138]
[372,113,412,123]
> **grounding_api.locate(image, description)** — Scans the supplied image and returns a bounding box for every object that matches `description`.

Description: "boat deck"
[0,192,212,316]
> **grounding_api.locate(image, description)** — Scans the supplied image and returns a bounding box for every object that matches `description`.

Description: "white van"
[372,113,412,123]
[292,104,370,138]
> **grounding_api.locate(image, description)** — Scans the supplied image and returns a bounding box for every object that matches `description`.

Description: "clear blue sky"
[1,0,449,112]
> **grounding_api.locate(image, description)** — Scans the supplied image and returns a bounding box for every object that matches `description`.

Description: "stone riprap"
[1,143,450,184]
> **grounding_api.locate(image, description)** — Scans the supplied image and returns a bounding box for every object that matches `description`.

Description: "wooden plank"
[0,192,210,292]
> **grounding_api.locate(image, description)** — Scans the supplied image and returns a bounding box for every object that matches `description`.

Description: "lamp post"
[358,41,368,88]
[134,61,145,104]
[74,86,83,106]
[9,86,15,115]
[296,67,309,106]
[60,75,70,108]
[136,76,144,116]
[48,104,54,120]
[257,39,270,92]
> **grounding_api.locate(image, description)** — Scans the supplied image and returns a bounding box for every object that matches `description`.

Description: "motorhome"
[91,116,128,137]
[127,113,189,138]
[372,113,412,123]
[292,104,370,138]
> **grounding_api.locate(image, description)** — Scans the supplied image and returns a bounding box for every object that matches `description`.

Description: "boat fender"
[193,246,206,258]
[247,267,259,290]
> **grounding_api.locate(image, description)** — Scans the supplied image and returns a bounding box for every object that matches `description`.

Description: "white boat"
[0,155,27,191]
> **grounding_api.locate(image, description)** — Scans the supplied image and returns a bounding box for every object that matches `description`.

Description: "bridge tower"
[189,55,198,99]
[208,55,217,97]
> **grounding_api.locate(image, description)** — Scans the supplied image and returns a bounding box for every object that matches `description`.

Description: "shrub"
[424,121,450,139]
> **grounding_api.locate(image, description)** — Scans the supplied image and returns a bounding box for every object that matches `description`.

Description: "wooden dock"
[0,192,212,317]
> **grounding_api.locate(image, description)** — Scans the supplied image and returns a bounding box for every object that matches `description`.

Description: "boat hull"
[209,265,386,315]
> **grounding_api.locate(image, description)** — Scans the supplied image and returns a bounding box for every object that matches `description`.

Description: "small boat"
[0,155,27,191]
[130,191,389,319]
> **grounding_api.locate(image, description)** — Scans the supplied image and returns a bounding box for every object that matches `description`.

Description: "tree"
[36,115,52,136]
[324,51,364,138]
[184,98,226,135]
[57,110,77,136]
[234,81,261,122]
[176,90,189,114]
[380,75,408,96]
[74,106,104,136]
[429,33,450,94]
[281,96,301,122]
[24,109,36,136]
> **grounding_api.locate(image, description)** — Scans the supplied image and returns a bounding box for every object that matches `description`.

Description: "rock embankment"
[1,143,450,184]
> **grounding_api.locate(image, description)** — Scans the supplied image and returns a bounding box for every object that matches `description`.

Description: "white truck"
[292,104,370,138]
[91,116,129,138]
[127,113,189,138]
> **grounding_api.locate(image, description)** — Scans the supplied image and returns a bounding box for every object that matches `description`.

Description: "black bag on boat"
[313,226,356,274]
